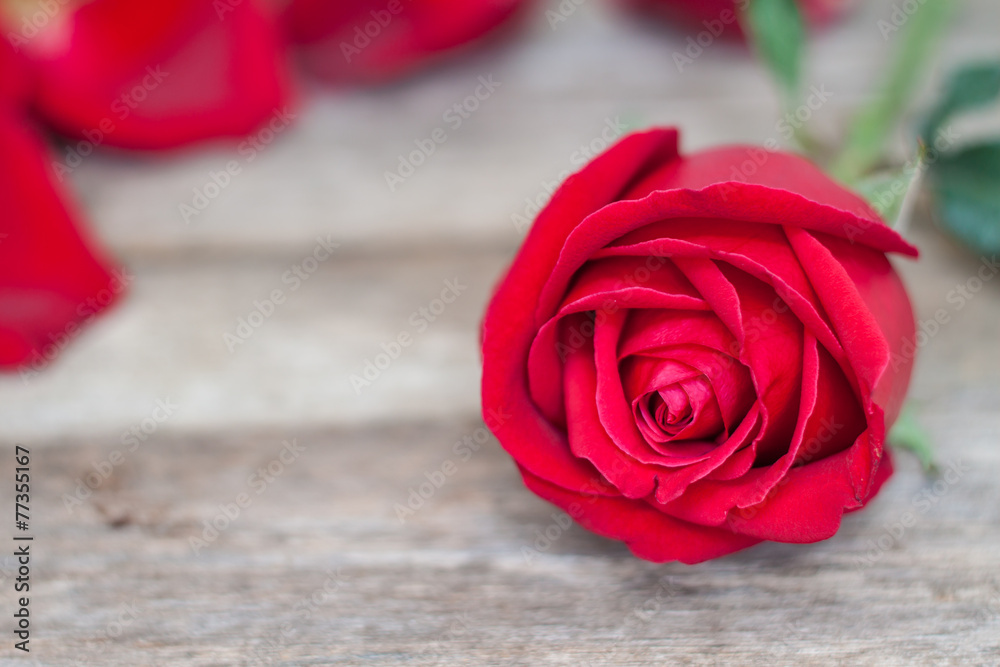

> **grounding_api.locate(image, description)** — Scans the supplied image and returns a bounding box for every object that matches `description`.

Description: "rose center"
[632,374,724,445]
[644,386,692,434]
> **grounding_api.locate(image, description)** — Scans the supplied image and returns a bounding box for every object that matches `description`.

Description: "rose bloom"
[481,128,917,563]
[21,0,291,150]
[283,0,527,84]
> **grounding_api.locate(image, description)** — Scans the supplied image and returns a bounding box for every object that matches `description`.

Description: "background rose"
[283,0,528,84]
[481,127,917,564]
[27,0,291,150]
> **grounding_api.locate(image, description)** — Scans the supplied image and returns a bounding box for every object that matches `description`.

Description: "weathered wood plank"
[0,252,505,442]
[0,411,997,666]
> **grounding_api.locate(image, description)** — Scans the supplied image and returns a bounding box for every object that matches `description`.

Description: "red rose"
[283,0,527,84]
[0,38,122,371]
[26,0,292,150]
[620,0,851,37]
[481,128,917,563]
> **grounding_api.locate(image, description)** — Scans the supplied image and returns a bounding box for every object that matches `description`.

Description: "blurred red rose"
[0,37,123,372]
[23,0,292,150]
[481,128,917,563]
[283,0,528,84]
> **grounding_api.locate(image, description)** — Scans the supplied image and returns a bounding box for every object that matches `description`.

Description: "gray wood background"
[1,0,998,664]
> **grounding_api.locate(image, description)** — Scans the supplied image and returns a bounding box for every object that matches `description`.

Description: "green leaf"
[743,0,805,108]
[889,406,936,473]
[922,61,1000,145]
[829,0,953,185]
[853,161,923,227]
[928,141,1000,255]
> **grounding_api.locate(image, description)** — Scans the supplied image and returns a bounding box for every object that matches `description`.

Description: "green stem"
[828,0,954,186]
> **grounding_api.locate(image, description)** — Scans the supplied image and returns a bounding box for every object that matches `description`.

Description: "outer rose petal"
[785,228,914,497]
[521,466,761,564]
[723,441,895,543]
[482,130,681,494]
[30,0,292,150]
[533,164,916,334]
[284,0,527,84]
[0,41,122,371]
[805,231,916,428]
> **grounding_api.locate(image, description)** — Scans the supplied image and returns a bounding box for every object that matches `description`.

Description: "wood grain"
[0,253,505,442]
[0,413,997,666]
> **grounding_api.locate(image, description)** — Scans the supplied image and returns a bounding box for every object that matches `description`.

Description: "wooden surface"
[2,0,1000,664]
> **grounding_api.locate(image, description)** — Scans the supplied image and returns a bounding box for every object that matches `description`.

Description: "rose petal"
[675,258,804,463]
[805,231,917,429]
[622,145,917,257]
[722,438,894,543]
[651,404,763,504]
[785,228,907,496]
[704,445,757,481]
[622,355,701,405]
[482,129,681,494]
[636,344,753,431]
[562,256,706,311]
[564,334,697,491]
[535,181,916,328]
[674,375,725,440]
[593,218,854,388]
[622,356,725,445]
[594,309,694,467]
[526,255,709,425]
[564,317,766,502]
[521,466,761,564]
[658,333,867,527]
[285,0,527,83]
[619,309,737,359]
